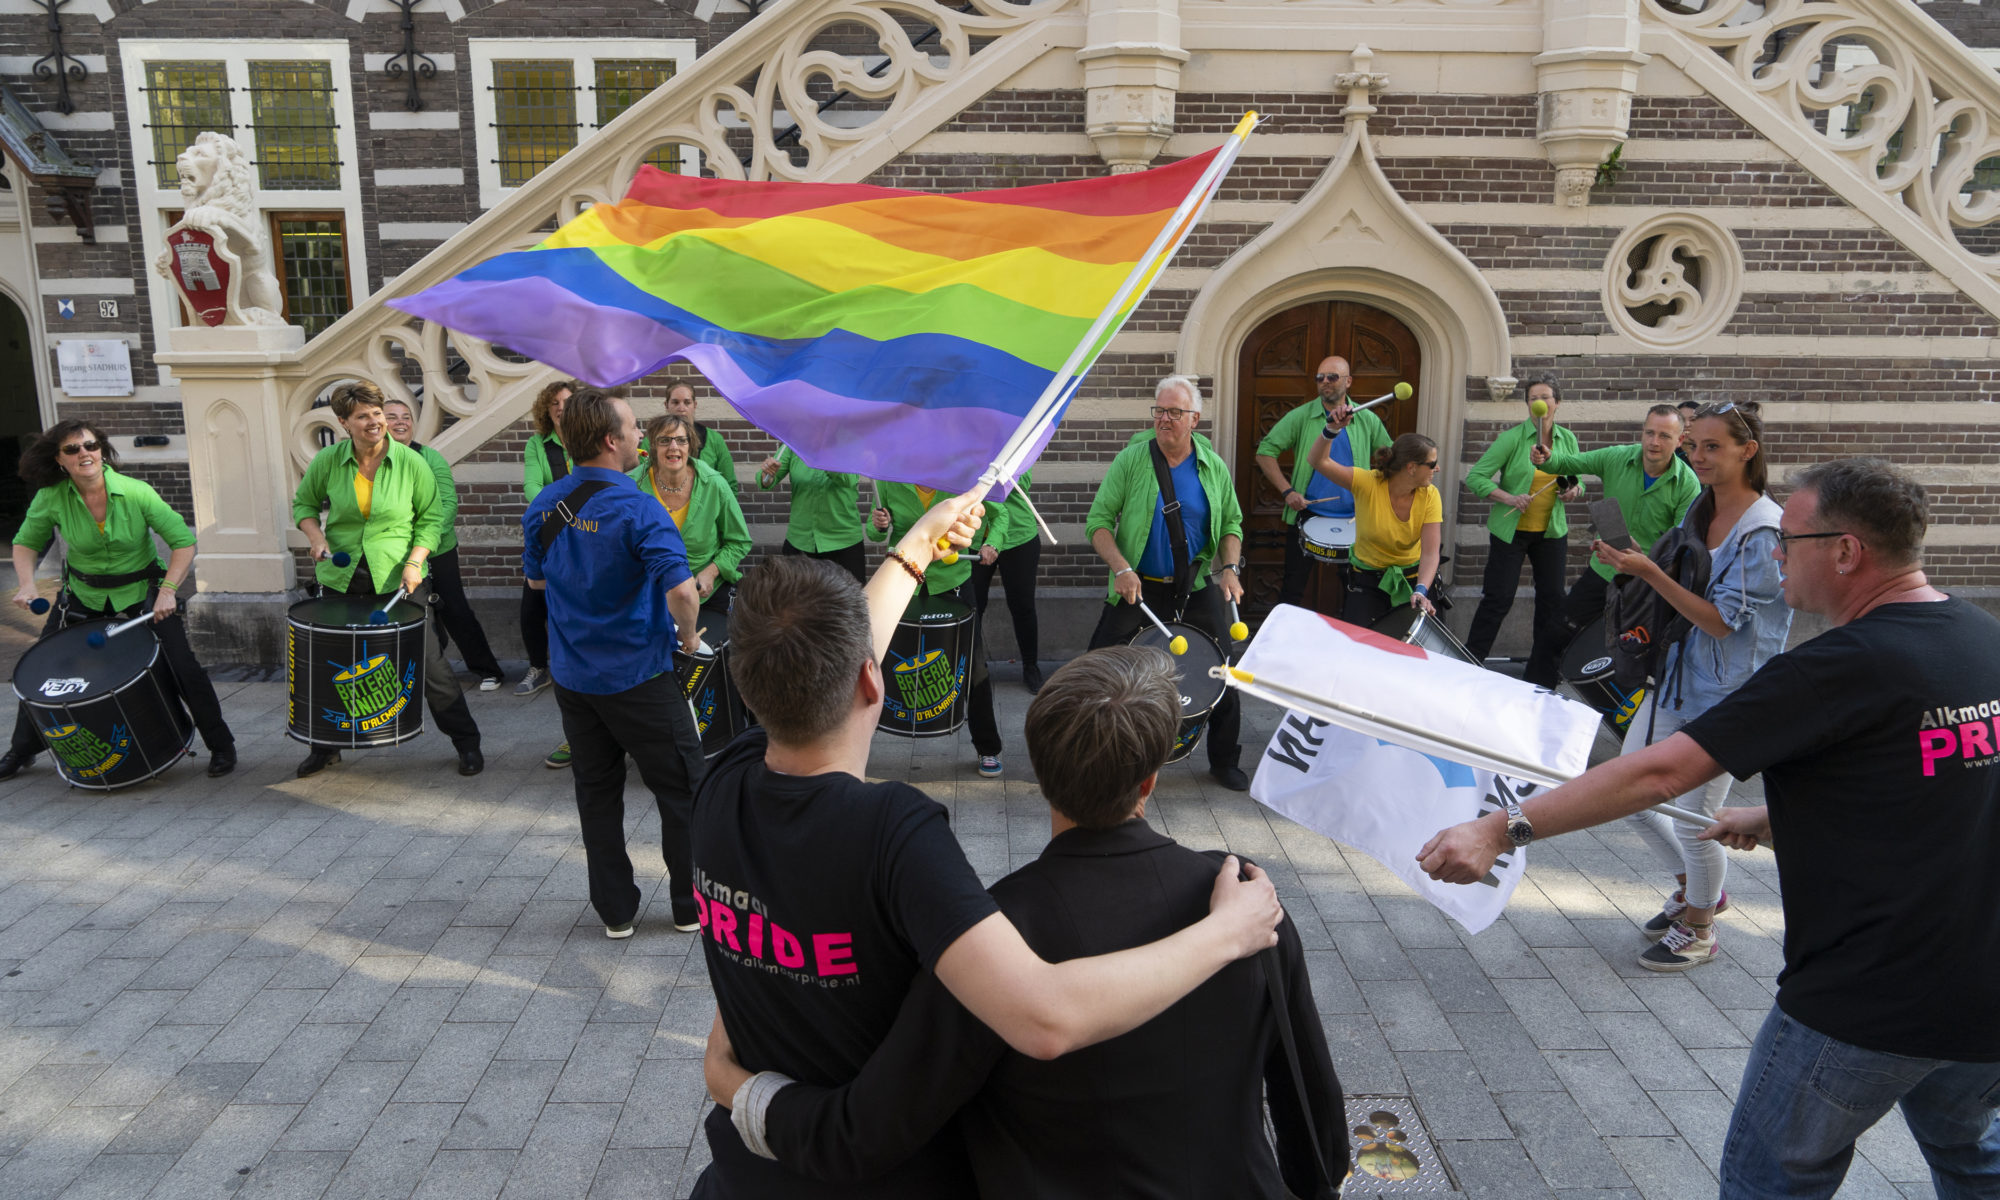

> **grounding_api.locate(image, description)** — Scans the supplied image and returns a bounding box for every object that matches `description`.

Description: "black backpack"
[1602,519,1711,694]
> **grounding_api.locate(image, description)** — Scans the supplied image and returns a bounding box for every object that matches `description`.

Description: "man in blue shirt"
[524,386,705,939]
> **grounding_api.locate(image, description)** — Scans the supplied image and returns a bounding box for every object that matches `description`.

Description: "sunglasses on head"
[60,440,102,456]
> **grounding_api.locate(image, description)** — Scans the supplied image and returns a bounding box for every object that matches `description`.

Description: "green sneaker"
[544,742,572,769]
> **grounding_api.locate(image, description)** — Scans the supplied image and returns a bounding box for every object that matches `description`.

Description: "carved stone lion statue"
[151,132,289,327]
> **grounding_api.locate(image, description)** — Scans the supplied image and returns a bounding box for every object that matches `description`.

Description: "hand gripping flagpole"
[935,112,1261,562]
[1211,665,1749,838]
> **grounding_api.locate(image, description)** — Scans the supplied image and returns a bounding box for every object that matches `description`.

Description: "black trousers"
[427,548,503,680]
[968,537,1041,666]
[1464,530,1569,664]
[11,590,235,757]
[781,539,866,585]
[1341,564,1417,630]
[1523,568,1610,689]
[934,582,1002,757]
[519,582,549,671]
[1087,581,1240,771]
[337,566,480,753]
[555,673,706,927]
[1279,519,1348,613]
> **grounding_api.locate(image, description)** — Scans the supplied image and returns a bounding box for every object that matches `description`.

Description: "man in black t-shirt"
[687,493,1285,1199]
[1417,458,2000,1200]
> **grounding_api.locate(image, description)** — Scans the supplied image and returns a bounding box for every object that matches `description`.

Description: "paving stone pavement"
[0,664,1941,1200]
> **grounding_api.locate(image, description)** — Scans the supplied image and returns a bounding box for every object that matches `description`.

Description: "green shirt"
[630,458,754,582]
[866,481,979,594]
[980,471,1033,554]
[524,431,570,504]
[292,439,444,594]
[1465,420,1582,543]
[759,447,864,553]
[1255,401,1393,526]
[411,442,460,556]
[696,424,737,495]
[15,466,194,612]
[1539,443,1700,580]
[1087,432,1244,603]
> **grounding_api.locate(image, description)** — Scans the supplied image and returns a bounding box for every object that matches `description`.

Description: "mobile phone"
[1588,499,1634,552]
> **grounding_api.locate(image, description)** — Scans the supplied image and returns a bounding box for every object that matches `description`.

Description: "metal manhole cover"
[1342,1095,1455,1194]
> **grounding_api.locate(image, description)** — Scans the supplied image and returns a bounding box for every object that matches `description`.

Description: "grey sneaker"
[1638,921,1718,972]
[514,667,550,697]
[1643,889,1729,942]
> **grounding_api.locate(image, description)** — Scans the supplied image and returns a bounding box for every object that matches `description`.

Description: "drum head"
[1130,622,1228,711]
[902,594,974,625]
[1301,515,1356,546]
[1561,616,1615,683]
[14,620,158,705]
[289,594,426,630]
[1370,605,1423,643]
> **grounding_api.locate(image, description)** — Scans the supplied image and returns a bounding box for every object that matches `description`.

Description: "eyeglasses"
[1773,529,1849,554]
[59,440,102,456]
[1150,406,1195,420]
[1314,373,1347,383]
[656,436,691,448]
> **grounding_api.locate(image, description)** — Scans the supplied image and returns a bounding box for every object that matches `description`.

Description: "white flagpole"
[1215,666,1741,837]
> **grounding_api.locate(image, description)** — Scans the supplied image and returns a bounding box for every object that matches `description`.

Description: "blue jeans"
[1723,1007,2000,1199]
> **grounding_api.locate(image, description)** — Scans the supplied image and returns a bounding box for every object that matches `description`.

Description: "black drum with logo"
[1129,622,1227,764]
[674,609,749,758]
[878,595,974,738]
[287,595,429,748]
[13,619,194,789]
[1558,615,1645,734]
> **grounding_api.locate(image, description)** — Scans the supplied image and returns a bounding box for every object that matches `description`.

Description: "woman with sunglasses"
[1308,429,1444,628]
[3,421,237,781]
[1591,401,1790,972]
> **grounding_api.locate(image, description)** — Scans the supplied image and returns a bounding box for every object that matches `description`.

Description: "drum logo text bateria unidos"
[683,660,719,736]
[39,722,133,780]
[323,647,417,734]
[39,677,89,698]
[886,648,966,724]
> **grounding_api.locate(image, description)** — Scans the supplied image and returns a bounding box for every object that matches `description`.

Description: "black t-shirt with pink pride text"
[1682,595,2000,1062]
[689,727,999,1198]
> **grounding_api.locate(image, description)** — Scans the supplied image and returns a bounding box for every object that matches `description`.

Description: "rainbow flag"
[390,151,1221,492]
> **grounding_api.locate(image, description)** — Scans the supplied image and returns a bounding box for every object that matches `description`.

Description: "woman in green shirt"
[3,420,237,781]
[292,381,483,779]
[516,378,578,698]
[967,471,1044,693]
[664,382,737,495]
[634,413,752,616]
[383,398,505,691]
[757,446,867,584]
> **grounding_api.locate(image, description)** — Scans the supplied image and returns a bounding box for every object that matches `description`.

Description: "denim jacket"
[1663,493,1791,716]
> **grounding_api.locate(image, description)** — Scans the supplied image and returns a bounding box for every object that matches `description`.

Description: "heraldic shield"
[165,227,233,327]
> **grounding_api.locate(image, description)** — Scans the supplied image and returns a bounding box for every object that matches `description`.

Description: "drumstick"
[85,611,155,648]
[369,586,409,625]
[1228,598,1248,643]
[1135,600,1187,656]
[1352,386,1416,420]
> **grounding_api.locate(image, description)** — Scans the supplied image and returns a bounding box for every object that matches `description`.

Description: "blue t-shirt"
[522,466,693,694]
[1137,452,1210,579]
[1303,418,1357,518]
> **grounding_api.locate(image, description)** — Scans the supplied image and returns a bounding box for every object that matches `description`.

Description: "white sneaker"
[479,676,503,692]
[514,667,550,697]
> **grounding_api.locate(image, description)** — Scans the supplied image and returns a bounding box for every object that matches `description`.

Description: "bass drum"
[1129,622,1227,764]
[287,595,429,748]
[878,595,974,738]
[1370,606,1481,667]
[13,619,194,790]
[1558,615,1645,736]
[675,609,749,758]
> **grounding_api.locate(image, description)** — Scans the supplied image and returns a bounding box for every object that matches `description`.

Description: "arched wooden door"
[1234,299,1422,614]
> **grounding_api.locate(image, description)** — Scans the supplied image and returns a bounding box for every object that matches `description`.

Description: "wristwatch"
[1502,796,1534,848]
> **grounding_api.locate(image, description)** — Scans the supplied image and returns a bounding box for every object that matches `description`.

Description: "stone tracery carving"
[1603,212,1744,347]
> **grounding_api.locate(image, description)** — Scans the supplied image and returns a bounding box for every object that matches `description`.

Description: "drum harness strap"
[65,563,165,590]
[536,481,616,555]
[542,437,571,486]
[1146,442,1197,620]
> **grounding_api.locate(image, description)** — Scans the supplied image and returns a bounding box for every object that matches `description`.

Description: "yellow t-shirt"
[1517,469,1557,534]
[353,473,374,520]
[1350,469,1442,570]
[668,500,691,530]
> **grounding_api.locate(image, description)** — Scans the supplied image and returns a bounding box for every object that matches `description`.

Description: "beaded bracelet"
[884,546,926,586]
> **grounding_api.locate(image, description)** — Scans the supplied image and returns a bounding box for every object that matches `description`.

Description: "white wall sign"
[57,339,135,397]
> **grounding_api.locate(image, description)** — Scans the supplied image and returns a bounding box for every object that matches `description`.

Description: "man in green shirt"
[757,447,867,583]
[868,482,1006,776]
[1254,356,1393,609]
[666,382,738,495]
[292,381,484,779]
[1086,376,1250,791]
[1523,403,1699,685]
[384,399,505,692]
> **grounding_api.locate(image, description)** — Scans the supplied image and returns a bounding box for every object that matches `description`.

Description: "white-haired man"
[1085,376,1249,789]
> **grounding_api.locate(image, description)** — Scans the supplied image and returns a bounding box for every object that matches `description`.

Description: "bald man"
[1255,356,1393,610]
